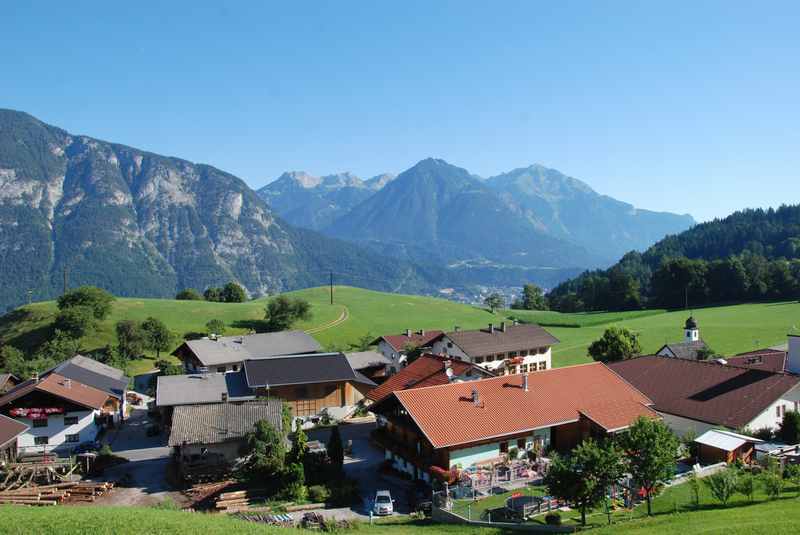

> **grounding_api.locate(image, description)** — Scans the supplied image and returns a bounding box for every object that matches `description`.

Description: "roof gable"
[0,373,111,411]
[379,331,444,352]
[0,414,28,447]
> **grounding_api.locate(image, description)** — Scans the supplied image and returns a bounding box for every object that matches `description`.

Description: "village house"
[655,316,708,360]
[168,399,283,471]
[48,355,129,423]
[242,352,375,421]
[173,331,322,374]
[610,336,800,437]
[373,329,443,370]
[155,370,256,424]
[366,354,494,405]
[0,374,120,455]
[430,322,559,375]
[693,429,763,465]
[0,414,28,463]
[0,374,19,394]
[345,350,395,383]
[369,362,656,482]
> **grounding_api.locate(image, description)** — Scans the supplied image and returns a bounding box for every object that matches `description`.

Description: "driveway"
[94,394,180,506]
[307,420,413,519]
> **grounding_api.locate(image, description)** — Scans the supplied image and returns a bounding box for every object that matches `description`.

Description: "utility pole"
[63,266,68,296]
[27,290,33,305]
[330,271,334,305]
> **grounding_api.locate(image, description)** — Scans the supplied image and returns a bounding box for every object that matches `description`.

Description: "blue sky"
[3,1,798,222]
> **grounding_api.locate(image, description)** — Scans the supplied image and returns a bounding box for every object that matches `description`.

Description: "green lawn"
[2,286,799,377]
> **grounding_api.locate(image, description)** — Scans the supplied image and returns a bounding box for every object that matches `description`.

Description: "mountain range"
[0,110,431,311]
[259,159,694,274]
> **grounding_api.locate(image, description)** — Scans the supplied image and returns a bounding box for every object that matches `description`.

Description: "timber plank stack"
[215,489,270,512]
[0,481,114,506]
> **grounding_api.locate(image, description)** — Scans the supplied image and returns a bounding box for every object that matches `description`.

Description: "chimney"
[64,378,71,389]
[488,323,495,334]
[500,322,507,332]
[405,329,411,337]
[33,372,39,383]
[788,335,800,375]
[471,388,480,406]
[419,329,425,336]
[221,392,228,403]
[522,374,529,392]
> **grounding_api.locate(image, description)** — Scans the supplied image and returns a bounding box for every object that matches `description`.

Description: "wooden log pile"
[184,480,235,510]
[215,489,270,512]
[0,481,114,506]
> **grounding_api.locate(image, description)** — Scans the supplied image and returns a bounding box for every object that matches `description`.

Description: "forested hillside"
[548,205,800,311]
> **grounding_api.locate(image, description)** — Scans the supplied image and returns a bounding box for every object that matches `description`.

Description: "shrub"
[545,512,562,526]
[704,468,738,506]
[763,471,784,500]
[98,444,113,457]
[308,485,331,503]
[328,479,359,507]
[175,288,202,300]
[737,471,756,502]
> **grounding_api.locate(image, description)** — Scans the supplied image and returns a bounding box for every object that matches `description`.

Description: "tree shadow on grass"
[0,309,56,351]
[230,319,269,333]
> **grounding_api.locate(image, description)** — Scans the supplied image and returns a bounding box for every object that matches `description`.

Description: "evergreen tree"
[327,425,344,472]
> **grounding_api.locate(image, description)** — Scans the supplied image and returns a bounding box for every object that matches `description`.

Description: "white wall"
[377,340,404,372]
[746,384,800,431]
[431,337,469,361]
[16,410,98,454]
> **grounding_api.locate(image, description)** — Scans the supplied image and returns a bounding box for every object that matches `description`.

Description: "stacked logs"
[0,481,114,506]
[215,489,269,512]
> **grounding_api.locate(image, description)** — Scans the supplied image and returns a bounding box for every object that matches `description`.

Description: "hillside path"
[305,305,349,335]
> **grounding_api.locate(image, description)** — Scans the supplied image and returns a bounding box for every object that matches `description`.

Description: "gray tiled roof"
[51,355,128,400]
[244,352,376,388]
[177,331,322,366]
[659,340,707,360]
[168,400,283,447]
[444,324,559,357]
[156,371,255,407]
[346,350,393,370]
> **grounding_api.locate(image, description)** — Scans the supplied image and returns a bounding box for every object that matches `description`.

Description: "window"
[34,436,49,445]
[499,441,508,453]
[32,418,48,428]
[64,416,79,426]
[538,362,547,371]
[520,350,529,356]
[65,434,80,443]
[520,364,529,373]
[508,366,517,375]
[509,351,518,358]
[447,342,453,349]
[232,365,239,372]
[777,405,783,418]
[475,356,484,364]
[517,439,526,449]
[217,367,226,373]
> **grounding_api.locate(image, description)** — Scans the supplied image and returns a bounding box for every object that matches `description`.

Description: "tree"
[33,330,80,364]
[587,326,641,363]
[57,286,115,320]
[695,346,717,361]
[621,417,680,516]
[544,439,623,526]
[281,462,307,501]
[0,346,28,378]
[222,282,247,303]
[175,288,202,300]
[205,319,226,336]
[288,419,308,465]
[53,306,96,340]
[116,320,146,360]
[762,470,784,500]
[204,287,223,302]
[155,358,182,376]
[327,425,344,472]
[484,293,504,314]
[515,284,548,310]
[141,317,173,359]
[687,472,701,509]
[353,331,374,352]
[778,411,800,444]
[784,463,800,498]
[243,420,286,482]
[704,468,738,506]
[264,296,312,331]
[737,471,755,502]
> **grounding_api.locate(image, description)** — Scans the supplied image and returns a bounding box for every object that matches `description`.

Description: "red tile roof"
[610,355,800,429]
[0,414,28,448]
[379,331,444,352]
[388,362,655,449]
[367,354,493,403]
[0,374,111,411]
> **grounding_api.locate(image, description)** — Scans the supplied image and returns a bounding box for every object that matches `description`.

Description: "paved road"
[95,396,179,506]
[307,421,412,520]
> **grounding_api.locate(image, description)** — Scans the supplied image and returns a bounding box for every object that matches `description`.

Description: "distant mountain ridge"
[0,109,431,311]
[258,171,395,230]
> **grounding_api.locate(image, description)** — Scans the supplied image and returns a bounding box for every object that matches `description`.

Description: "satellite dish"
[445,367,454,378]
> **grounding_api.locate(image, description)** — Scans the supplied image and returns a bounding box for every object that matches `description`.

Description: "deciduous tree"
[484,293,504,314]
[587,326,641,363]
[264,296,312,331]
[621,417,679,516]
[57,286,115,320]
[141,317,173,359]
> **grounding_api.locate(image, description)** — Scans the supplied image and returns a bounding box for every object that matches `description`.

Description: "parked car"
[71,441,101,455]
[373,490,394,516]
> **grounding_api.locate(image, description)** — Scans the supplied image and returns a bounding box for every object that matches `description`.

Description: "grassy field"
[1,286,798,376]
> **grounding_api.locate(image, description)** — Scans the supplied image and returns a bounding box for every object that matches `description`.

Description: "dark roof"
[51,356,128,400]
[156,371,255,407]
[367,354,494,403]
[728,349,788,373]
[0,414,28,448]
[685,316,698,329]
[243,352,376,388]
[609,355,800,429]
[444,324,559,357]
[346,351,393,371]
[177,331,322,367]
[658,340,707,360]
[168,400,283,447]
[378,331,444,352]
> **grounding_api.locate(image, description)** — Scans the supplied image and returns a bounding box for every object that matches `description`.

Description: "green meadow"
[1,286,798,376]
